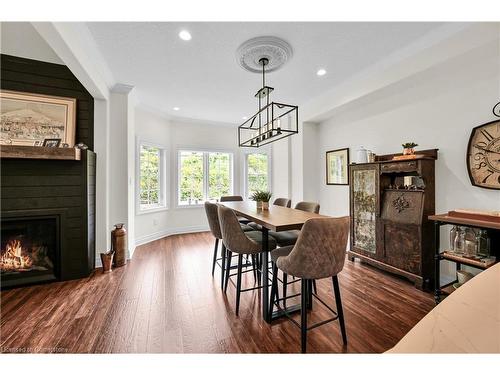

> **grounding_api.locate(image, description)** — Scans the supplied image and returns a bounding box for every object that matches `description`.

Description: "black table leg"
[262,227,270,323]
[434,221,441,304]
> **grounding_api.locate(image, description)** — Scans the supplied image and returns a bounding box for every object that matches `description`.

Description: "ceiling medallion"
[236,36,293,73]
[237,37,298,148]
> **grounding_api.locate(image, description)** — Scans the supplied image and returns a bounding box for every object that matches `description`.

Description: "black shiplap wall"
[1,54,96,281]
[1,54,93,148]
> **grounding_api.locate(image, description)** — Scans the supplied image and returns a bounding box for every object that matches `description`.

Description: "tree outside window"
[178,150,233,205]
[139,144,165,211]
[246,153,268,198]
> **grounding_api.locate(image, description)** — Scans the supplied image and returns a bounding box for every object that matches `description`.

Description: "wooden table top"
[429,214,500,231]
[220,201,329,232]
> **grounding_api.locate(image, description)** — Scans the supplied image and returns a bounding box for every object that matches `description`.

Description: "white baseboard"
[134,225,209,246]
[94,225,209,267]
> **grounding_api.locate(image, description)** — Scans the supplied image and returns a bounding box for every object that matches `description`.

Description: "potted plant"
[251,190,272,210]
[402,142,418,155]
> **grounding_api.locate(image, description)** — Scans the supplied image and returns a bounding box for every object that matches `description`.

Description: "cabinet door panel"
[350,165,379,256]
[383,222,421,275]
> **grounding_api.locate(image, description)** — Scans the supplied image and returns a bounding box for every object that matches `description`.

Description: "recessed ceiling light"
[178,30,192,41]
[242,116,248,120]
[173,107,180,111]
[316,68,326,76]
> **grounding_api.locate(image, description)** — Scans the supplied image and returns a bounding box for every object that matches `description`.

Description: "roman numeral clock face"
[467,120,500,189]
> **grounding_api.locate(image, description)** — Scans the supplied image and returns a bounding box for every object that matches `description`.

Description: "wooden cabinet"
[348,150,437,290]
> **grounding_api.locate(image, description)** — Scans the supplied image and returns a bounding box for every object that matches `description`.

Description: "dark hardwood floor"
[0,231,434,353]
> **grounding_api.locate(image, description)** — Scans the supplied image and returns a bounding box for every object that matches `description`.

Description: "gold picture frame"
[326,148,350,185]
[0,90,76,147]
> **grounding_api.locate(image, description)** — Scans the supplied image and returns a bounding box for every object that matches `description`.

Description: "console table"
[429,213,500,304]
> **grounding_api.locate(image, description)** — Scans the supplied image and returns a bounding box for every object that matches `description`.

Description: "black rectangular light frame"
[238,102,298,148]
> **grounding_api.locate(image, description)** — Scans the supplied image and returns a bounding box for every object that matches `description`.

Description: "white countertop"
[388,263,500,353]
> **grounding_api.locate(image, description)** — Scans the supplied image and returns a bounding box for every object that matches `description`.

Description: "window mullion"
[204,152,209,201]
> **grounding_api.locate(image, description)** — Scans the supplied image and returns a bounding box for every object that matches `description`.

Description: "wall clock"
[467,120,500,190]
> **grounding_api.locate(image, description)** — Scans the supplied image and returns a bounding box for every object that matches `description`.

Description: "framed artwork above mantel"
[326,147,349,185]
[0,90,76,147]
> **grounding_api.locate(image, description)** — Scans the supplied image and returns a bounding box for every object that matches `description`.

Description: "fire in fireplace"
[1,216,59,288]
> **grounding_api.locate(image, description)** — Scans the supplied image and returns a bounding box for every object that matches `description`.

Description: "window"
[137,141,166,212]
[245,152,270,198]
[178,150,233,205]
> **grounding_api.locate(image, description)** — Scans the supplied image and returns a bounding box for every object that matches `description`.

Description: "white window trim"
[242,148,272,200]
[136,138,169,215]
[176,147,235,209]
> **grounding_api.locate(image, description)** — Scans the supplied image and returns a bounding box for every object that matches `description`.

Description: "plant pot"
[262,201,269,210]
[256,201,263,210]
[100,251,114,273]
[403,147,415,155]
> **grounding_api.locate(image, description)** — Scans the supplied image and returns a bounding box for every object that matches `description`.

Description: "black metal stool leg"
[220,243,226,289]
[251,254,257,283]
[332,275,347,345]
[282,273,288,308]
[211,238,219,276]
[224,249,232,293]
[312,279,317,295]
[301,278,308,353]
[235,254,243,316]
[307,279,313,310]
[256,253,261,286]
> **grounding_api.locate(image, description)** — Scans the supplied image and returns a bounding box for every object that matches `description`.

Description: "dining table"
[220,201,329,323]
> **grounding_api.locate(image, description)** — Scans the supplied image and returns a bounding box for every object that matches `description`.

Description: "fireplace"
[1,214,61,288]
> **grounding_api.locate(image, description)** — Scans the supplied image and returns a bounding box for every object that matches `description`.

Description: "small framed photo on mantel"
[326,148,350,185]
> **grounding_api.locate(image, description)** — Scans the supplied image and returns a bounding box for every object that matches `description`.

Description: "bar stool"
[204,202,253,288]
[218,204,277,315]
[269,201,321,299]
[220,195,250,224]
[270,216,350,353]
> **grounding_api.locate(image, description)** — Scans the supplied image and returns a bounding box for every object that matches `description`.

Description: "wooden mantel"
[0,145,81,160]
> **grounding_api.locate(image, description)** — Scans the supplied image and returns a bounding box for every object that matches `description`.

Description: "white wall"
[311,40,500,282]
[134,109,277,246]
[134,108,171,241]
[0,22,62,64]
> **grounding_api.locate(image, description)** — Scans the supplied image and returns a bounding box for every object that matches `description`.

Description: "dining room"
[1,1,500,373]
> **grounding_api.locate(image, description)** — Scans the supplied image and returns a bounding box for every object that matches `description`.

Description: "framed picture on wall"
[0,90,76,147]
[326,148,350,185]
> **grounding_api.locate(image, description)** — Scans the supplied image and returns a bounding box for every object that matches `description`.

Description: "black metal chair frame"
[269,263,347,353]
[224,249,265,316]
[212,239,256,289]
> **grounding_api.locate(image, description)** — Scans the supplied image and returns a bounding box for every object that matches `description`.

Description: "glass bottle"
[453,227,465,255]
[476,230,491,258]
[464,227,477,258]
[449,225,458,251]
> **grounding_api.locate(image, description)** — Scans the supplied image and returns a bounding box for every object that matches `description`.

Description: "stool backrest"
[220,195,243,202]
[273,198,291,208]
[218,205,259,254]
[277,217,350,279]
[294,201,320,214]
[204,201,222,239]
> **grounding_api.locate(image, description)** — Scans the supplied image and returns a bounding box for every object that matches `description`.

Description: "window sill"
[176,203,205,209]
[136,205,169,215]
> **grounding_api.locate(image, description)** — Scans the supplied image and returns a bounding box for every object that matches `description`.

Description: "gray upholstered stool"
[270,216,350,353]
[269,201,321,300]
[220,195,250,224]
[218,204,277,316]
[204,201,252,288]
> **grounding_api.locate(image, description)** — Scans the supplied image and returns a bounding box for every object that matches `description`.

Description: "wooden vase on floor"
[100,251,114,273]
[111,223,127,267]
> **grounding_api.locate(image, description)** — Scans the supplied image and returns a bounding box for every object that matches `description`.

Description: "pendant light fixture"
[237,37,298,148]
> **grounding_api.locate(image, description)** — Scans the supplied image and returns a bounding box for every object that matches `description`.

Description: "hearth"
[1,215,60,288]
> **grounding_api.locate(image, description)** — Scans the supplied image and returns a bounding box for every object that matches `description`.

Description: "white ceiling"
[86,22,445,124]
